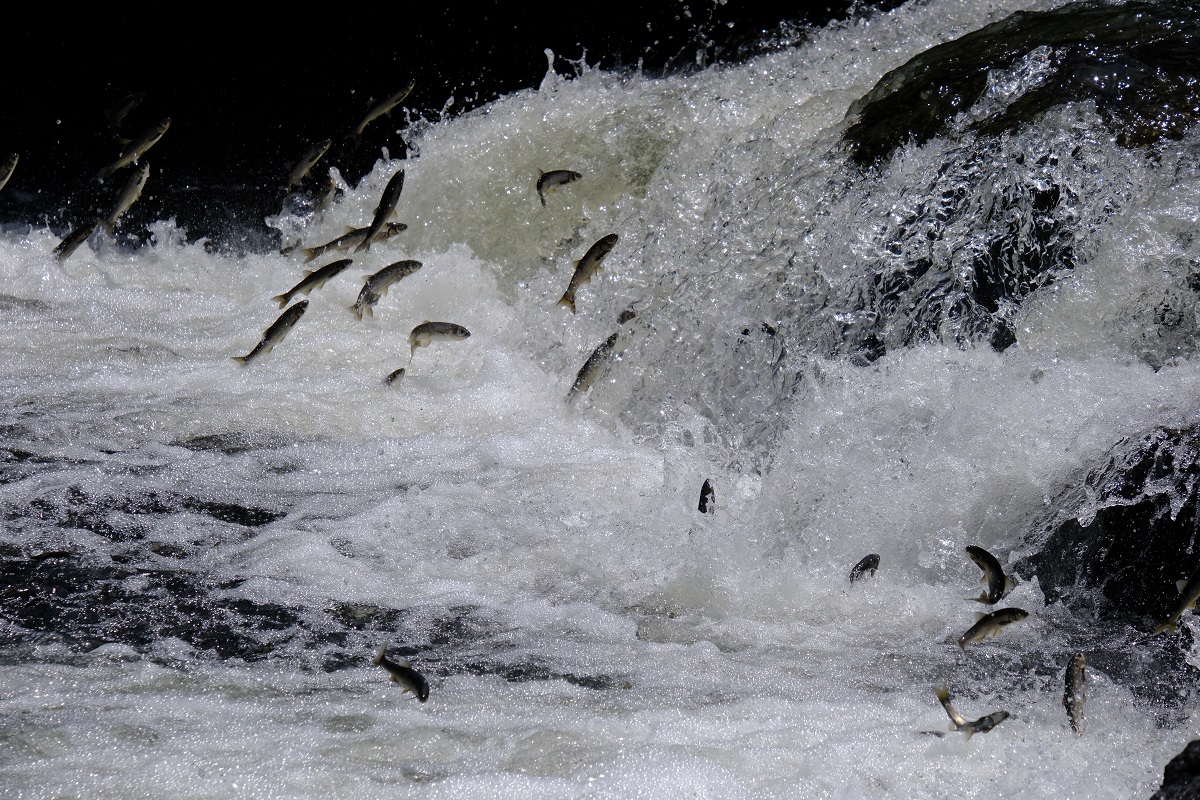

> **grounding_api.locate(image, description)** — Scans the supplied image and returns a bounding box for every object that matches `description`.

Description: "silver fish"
[536,169,581,207]
[957,607,1029,649]
[1063,652,1086,733]
[567,331,620,401]
[849,554,880,583]
[352,80,416,140]
[52,219,99,262]
[372,642,429,702]
[98,118,170,178]
[271,258,354,308]
[105,92,146,143]
[965,545,1014,604]
[0,153,18,192]
[558,233,618,313]
[1156,565,1200,633]
[354,169,405,253]
[408,321,471,355]
[935,686,1009,739]
[350,259,422,320]
[233,300,308,365]
[286,138,332,188]
[302,222,407,262]
[101,161,150,233]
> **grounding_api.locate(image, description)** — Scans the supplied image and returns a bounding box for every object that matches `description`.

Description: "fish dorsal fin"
[1178,579,1188,592]
[302,269,314,277]
[1004,577,1015,594]
[974,612,989,622]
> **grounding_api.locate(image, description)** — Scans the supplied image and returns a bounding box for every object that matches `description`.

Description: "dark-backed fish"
[965,545,1013,604]
[98,117,170,178]
[350,259,422,320]
[302,222,406,263]
[52,219,100,262]
[352,80,416,141]
[384,367,406,386]
[272,258,354,308]
[101,161,150,233]
[935,686,1009,739]
[408,321,471,355]
[105,92,145,142]
[286,138,332,188]
[1063,652,1086,733]
[354,169,405,253]
[537,169,581,207]
[558,233,618,314]
[1156,565,1200,633]
[372,642,429,702]
[0,153,18,192]
[849,554,880,584]
[233,300,308,365]
[957,607,1029,649]
[567,331,620,401]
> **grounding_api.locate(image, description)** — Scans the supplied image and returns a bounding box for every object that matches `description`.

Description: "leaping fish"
[0,153,18,193]
[1063,652,1086,733]
[965,545,1014,604]
[372,642,429,702]
[354,169,405,253]
[957,608,1029,649]
[286,138,332,188]
[1155,565,1200,633]
[349,259,422,320]
[105,92,146,143]
[567,331,621,401]
[351,80,416,141]
[935,686,1009,739]
[52,219,100,262]
[98,117,170,179]
[301,222,406,262]
[233,300,308,365]
[558,233,618,314]
[536,169,581,207]
[271,258,354,308]
[101,160,151,234]
[408,321,471,356]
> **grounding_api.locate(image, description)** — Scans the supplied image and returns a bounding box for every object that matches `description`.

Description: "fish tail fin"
[1154,620,1177,634]
[961,728,974,741]
[372,642,388,666]
[232,355,249,365]
[539,193,547,207]
[557,295,576,314]
[271,294,289,308]
[349,304,363,320]
[935,686,950,702]
[302,249,318,263]
[1003,577,1015,595]
[971,592,990,603]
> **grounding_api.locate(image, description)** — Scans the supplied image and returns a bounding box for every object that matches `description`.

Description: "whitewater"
[2,0,1199,796]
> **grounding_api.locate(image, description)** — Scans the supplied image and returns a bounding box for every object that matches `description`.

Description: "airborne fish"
[233,300,308,365]
[302,222,406,262]
[558,233,618,314]
[957,607,1029,649]
[286,138,333,188]
[101,160,150,234]
[1063,652,1086,733]
[965,545,1014,604]
[349,259,422,320]
[371,642,429,702]
[935,686,1009,739]
[567,331,620,401]
[105,92,146,143]
[351,80,416,141]
[408,321,471,356]
[536,169,581,207]
[271,258,354,308]
[0,153,18,193]
[849,554,881,583]
[98,117,170,178]
[1156,565,1200,633]
[52,219,100,262]
[354,169,405,253]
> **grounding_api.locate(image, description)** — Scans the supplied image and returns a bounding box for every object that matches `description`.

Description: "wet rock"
[1150,739,1200,800]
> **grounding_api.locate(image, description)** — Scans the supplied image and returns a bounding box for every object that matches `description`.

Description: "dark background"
[0,3,899,249]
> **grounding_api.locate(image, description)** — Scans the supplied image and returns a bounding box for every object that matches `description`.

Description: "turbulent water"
[4,0,1200,797]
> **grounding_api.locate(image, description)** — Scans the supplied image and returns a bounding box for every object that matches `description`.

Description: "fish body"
[0,153,18,192]
[352,80,416,139]
[372,642,429,702]
[101,161,151,233]
[302,222,406,262]
[286,138,332,187]
[957,607,1029,649]
[536,169,581,206]
[98,117,170,178]
[850,553,881,583]
[698,478,715,514]
[272,258,353,308]
[1156,566,1200,633]
[233,300,308,365]
[558,233,618,313]
[354,169,405,253]
[935,686,1009,740]
[105,92,146,143]
[408,321,471,355]
[1063,652,1086,733]
[384,367,406,386]
[567,331,620,400]
[350,259,422,320]
[52,219,99,262]
[965,545,1014,604]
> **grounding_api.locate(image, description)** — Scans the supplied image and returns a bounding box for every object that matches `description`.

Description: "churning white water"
[2,0,1199,796]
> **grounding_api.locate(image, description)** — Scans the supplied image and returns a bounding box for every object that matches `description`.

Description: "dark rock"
[1150,740,1200,800]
